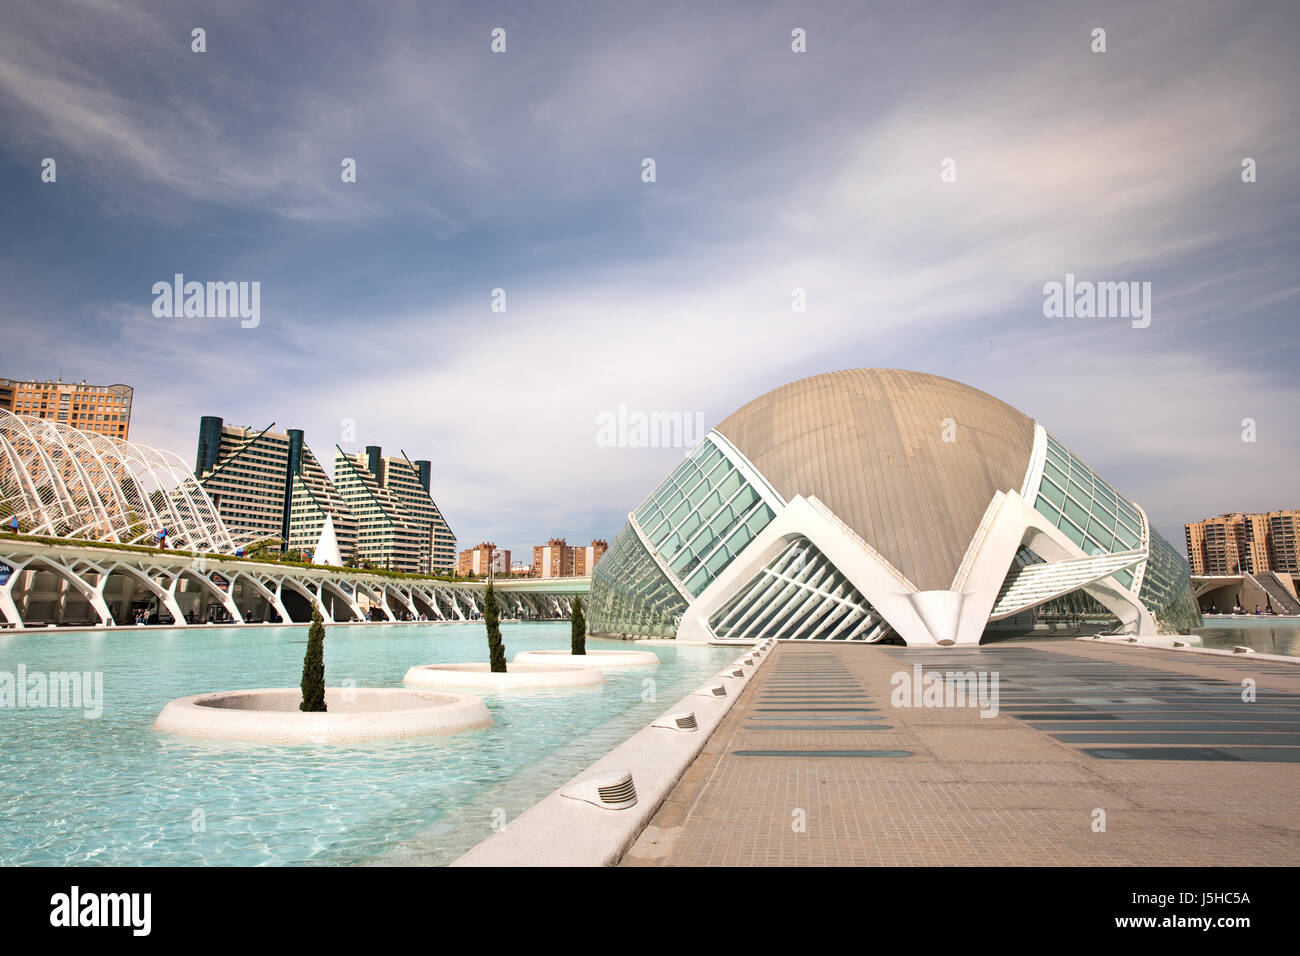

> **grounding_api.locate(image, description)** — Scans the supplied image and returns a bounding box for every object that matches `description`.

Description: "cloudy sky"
[2,0,1297,556]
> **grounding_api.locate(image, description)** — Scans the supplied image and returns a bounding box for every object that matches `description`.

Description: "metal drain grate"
[652,710,700,732]
[597,774,638,804]
[733,750,913,758]
[755,707,878,712]
[561,770,639,809]
[747,724,895,731]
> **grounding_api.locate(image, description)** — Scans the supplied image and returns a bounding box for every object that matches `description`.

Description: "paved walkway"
[622,639,1300,866]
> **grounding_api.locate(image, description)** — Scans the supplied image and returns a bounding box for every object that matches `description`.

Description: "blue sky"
[2,0,1297,557]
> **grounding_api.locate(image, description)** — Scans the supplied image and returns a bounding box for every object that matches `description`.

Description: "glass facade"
[587,523,689,638]
[1138,527,1203,633]
[631,438,775,597]
[708,538,885,641]
[1033,433,1144,589]
[1031,432,1201,633]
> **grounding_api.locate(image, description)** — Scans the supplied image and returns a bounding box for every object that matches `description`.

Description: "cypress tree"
[299,607,327,712]
[485,581,507,673]
[570,596,586,655]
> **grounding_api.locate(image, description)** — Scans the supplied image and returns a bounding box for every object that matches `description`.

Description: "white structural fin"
[313,513,343,566]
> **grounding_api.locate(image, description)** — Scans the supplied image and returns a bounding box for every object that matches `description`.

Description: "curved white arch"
[0,410,234,553]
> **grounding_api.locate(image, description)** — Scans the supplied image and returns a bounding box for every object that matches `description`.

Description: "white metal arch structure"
[408,585,445,620]
[0,538,585,629]
[0,414,79,535]
[0,410,235,553]
[56,425,158,543]
[50,423,134,539]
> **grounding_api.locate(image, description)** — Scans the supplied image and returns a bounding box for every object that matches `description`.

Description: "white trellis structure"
[0,409,235,553]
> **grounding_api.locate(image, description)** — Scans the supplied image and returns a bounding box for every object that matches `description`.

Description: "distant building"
[197,420,456,572]
[333,445,456,574]
[197,420,307,544]
[0,376,133,439]
[196,418,353,555]
[531,537,607,577]
[287,448,358,560]
[1273,513,1300,575]
[1185,511,1300,575]
[573,539,608,576]
[459,542,510,577]
[510,562,533,576]
[532,538,571,578]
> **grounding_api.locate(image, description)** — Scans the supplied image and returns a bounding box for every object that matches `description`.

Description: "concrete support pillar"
[0,559,27,628]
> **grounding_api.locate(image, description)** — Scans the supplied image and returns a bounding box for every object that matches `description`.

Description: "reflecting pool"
[0,622,735,866]
[1196,617,1300,656]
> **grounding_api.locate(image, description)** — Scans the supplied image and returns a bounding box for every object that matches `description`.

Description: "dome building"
[588,369,1199,645]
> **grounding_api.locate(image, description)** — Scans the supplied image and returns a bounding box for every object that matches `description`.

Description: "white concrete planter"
[403,661,605,691]
[512,649,660,670]
[153,687,491,744]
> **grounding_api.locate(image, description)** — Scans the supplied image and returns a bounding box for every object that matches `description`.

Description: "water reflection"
[1196,618,1300,656]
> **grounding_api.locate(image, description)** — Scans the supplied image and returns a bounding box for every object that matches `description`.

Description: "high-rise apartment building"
[196,421,298,544]
[333,446,456,574]
[196,421,455,571]
[458,542,510,577]
[287,447,358,560]
[0,377,133,438]
[196,418,352,554]
[1267,512,1300,574]
[1185,511,1300,575]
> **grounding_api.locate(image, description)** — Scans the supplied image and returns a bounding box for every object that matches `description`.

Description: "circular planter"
[153,687,491,744]
[512,649,660,670]
[403,661,605,691]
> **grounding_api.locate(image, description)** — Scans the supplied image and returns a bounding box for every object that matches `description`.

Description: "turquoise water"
[1196,618,1300,656]
[0,622,736,866]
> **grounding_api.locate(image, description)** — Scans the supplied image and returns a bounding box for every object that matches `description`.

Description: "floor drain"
[1084,747,1242,761]
[747,725,894,731]
[755,707,878,712]
[750,715,887,721]
[732,750,913,758]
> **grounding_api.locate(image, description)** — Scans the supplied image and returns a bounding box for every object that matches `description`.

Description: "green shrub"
[299,608,327,712]
[570,596,586,655]
[485,581,507,673]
